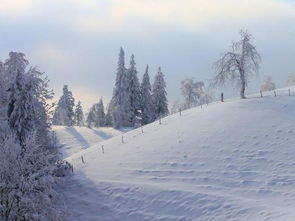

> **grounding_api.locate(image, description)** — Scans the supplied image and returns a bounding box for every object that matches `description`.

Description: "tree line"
[52,47,169,128]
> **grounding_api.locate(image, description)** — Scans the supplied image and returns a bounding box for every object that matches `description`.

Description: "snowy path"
[60,90,295,220]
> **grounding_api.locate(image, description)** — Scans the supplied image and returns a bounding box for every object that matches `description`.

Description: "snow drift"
[61,88,295,221]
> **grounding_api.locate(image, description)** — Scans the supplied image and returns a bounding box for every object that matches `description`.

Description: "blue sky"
[0,0,295,109]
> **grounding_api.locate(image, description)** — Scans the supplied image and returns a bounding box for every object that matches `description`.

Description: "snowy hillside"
[60,89,295,221]
[53,126,125,157]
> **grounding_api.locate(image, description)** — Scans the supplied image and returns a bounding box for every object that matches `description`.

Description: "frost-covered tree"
[261,76,276,92]
[74,101,84,126]
[152,67,169,118]
[95,98,106,127]
[181,78,205,108]
[110,47,132,128]
[86,105,96,128]
[127,55,141,126]
[86,99,106,128]
[0,133,64,221]
[286,74,295,86]
[140,65,154,125]
[52,85,75,126]
[105,103,113,127]
[7,71,35,144]
[211,30,261,99]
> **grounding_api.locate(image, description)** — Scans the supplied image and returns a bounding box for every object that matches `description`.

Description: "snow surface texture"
[60,88,295,220]
[53,126,124,158]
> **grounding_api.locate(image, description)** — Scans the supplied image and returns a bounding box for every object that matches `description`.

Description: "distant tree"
[110,47,132,128]
[181,78,205,108]
[286,74,295,86]
[74,101,84,126]
[86,105,96,128]
[211,30,261,99]
[105,103,113,127]
[127,54,141,126]
[170,100,184,114]
[95,98,106,127]
[52,85,75,126]
[260,76,276,92]
[140,65,154,125]
[152,67,169,118]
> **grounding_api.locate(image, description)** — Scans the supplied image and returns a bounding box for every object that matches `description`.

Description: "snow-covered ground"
[53,126,125,157]
[59,88,295,220]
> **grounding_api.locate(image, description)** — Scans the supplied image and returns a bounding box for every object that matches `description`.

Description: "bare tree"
[211,30,261,99]
[181,78,204,108]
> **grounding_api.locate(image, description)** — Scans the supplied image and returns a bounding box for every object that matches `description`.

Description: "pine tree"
[105,103,113,127]
[7,71,36,144]
[127,54,141,126]
[152,67,169,119]
[86,105,96,128]
[110,47,132,128]
[74,101,84,126]
[140,65,154,125]
[95,98,106,127]
[52,85,75,126]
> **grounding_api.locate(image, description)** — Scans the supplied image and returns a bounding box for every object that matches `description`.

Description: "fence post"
[289,89,291,96]
[101,145,104,154]
[274,90,276,97]
[260,90,263,98]
[179,108,182,116]
[71,164,74,173]
[141,126,143,133]
[159,117,162,125]
[121,136,124,144]
[221,92,224,102]
[81,156,85,164]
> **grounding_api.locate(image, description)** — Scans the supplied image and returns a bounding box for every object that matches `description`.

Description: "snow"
[53,126,125,158]
[59,87,295,220]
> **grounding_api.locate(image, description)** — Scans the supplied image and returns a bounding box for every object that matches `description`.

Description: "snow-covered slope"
[60,89,295,221]
[53,126,124,157]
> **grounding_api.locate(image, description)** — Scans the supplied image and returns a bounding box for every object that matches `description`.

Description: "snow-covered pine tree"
[86,105,96,128]
[7,71,36,145]
[140,65,155,125]
[127,54,141,126]
[110,47,132,128]
[74,101,84,126]
[152,67,169,119]
[52,85,75,126]
[105,103,113,127]
[95,98,106,127]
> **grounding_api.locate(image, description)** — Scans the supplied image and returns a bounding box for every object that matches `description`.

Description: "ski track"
[58,88,295,220]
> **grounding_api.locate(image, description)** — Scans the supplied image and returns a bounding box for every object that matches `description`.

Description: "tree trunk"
[240,70,246,99]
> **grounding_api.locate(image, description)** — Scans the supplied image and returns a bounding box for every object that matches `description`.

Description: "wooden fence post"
[260,90,263,98]
[221,92,224,102]
[179,108,182,116]
[274,91,276,97]
[141,126,144,133]
[81,156,85,164]
[101,145,104,154]
[289,89,291,96]
[159,117,162,125]
[121,136,124,144]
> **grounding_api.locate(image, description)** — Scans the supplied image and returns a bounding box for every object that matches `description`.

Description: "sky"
[0,0,295,110]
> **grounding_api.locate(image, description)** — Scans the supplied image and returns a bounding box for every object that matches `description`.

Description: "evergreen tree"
[7,71,36,145]
[52,85,75,126]
[95,98,106,127]
[110,47,132,128]
[140,65,154,125]
[86,105,96,128]
[127,54,141,126]
[105,103,113,127]
[74,101,84,126]
[152,67,169,119]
